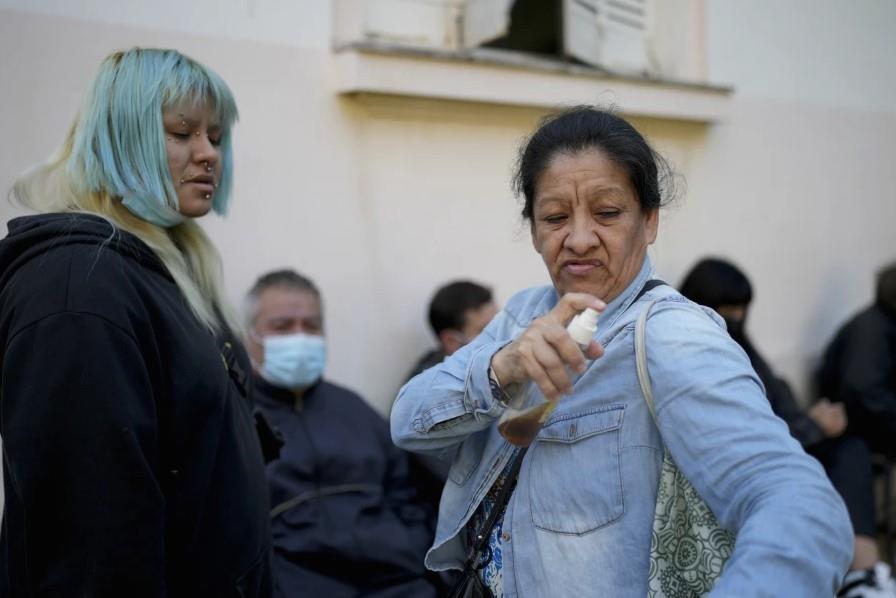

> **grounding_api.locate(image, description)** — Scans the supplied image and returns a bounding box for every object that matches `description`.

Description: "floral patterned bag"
[635,299,736,597]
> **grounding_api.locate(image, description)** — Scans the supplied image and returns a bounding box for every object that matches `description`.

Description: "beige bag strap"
[635,298,662,424]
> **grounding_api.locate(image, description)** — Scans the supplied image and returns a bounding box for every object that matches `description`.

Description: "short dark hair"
[876,262,896,313]
[244,269,320,326]
[679,258,753,310]
[513,106,675,221]
[428,281,493,335]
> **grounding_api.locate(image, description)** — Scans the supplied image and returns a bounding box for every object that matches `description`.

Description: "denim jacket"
[391,258,852,597]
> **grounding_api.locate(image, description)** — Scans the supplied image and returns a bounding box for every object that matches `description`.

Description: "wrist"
[489,346,516,387]
[487,363,510,408]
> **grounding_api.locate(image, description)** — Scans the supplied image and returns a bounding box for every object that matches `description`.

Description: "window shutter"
[463,0,516,48]
[562,0,649,74]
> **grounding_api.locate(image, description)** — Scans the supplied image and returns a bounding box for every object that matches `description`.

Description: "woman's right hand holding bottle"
[490,293,606,402]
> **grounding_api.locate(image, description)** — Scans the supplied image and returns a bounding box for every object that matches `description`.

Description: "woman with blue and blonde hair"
[0,48,271,596]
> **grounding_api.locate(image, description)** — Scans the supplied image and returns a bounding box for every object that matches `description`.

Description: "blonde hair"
[12,48,239,333]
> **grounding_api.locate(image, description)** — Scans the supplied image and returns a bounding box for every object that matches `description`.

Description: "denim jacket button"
[501,532,511,542]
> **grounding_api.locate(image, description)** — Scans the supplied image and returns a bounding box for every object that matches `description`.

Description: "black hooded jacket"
[0,213,271,597]
[819,303,896,454]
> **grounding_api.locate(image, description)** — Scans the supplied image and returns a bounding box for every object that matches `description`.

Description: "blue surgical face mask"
[260,333,326,390]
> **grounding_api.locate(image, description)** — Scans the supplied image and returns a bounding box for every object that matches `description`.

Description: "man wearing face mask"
[245,269,437,598]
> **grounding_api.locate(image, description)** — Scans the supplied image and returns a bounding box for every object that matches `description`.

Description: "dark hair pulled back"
[513,106,676,221]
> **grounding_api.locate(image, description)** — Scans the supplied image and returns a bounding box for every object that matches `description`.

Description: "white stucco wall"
[690,0,896,394]
[1,0,894,420]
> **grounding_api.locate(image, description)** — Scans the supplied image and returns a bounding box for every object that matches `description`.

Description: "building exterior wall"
[1,0,894,416]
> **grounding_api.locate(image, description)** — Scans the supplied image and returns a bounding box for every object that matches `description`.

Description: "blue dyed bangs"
[69,48,239,219]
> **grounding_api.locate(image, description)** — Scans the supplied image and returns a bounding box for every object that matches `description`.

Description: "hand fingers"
[809,402,828,417]
[542,324,589,374]
[585,340,604,360]
[531,341,575,398]
[549,293,606,326]
[525,325,606,399]
[515,334,568,401]
[834,411,847,427]
[495,295,606,392]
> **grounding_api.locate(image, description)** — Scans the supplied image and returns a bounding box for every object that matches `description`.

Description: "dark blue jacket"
[0,214,272,597]
[255,377,436,598]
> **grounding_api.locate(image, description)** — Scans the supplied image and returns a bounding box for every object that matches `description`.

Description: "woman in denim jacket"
[391,107,852,597]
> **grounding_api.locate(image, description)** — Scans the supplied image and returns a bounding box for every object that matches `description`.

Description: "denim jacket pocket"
[529,405,625,534]
[448,430,487,486]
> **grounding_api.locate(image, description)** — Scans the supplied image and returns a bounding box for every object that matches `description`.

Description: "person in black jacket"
[244,269,437,598]
[0,48,271,597]
[680,258,895,596]
[820,262,896,458]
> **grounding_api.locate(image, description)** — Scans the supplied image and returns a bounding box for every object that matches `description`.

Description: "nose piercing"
[204,193,211,199]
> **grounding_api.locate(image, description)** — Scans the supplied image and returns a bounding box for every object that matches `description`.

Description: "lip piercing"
[179,178,184,184]
[204,193,211,199]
